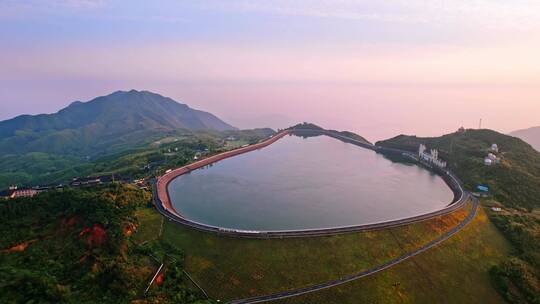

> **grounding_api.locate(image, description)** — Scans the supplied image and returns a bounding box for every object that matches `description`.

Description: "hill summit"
[0,90,236,156]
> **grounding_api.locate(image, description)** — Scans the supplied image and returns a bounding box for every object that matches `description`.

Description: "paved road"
[150,128,478,303]
[228,197,479,304]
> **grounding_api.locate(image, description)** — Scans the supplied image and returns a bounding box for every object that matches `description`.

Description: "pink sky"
[1,1,539,141]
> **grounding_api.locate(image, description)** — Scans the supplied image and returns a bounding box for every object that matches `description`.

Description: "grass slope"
[378,128,540,303]
[156,201,509,302]
[275,206,509,304]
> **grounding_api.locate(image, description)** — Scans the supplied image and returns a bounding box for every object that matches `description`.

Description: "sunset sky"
[1,1,539,140]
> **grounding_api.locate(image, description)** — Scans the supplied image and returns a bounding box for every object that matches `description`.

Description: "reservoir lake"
[168,134,454,231]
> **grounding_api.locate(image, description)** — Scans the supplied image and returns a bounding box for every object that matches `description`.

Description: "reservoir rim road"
[154,128,468,238]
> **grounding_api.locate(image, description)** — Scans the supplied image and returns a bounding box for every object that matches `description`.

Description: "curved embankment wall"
[154,129,469,238]
[156,130,290,217]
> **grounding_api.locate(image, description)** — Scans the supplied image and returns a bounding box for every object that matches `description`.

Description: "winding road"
[228,197,478,304]
[150,127,479,303]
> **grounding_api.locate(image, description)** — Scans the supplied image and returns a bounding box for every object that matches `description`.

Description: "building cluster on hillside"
[418,144,447,168]
[484,144,500,166]
[133,178,148,190]
[0,186,39,199]
[0,174,141,200]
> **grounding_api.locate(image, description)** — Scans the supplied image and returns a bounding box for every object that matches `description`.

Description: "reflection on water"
[168,134,453,231]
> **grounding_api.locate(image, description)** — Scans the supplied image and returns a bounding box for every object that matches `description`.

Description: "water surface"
[168,135,453,231]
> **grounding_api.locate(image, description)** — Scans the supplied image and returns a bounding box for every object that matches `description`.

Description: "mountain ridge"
[510,126,540,151]
[0,90,236,156]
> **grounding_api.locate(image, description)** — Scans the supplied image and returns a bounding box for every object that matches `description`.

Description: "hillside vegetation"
[288,122,372,145]
[0,90,251,190]
[377,129,540,210]
[274,207,508,304]
[159,202,508,303]
[0,90,235,157]
[377,129,540,303]
[0,126,274,190]
[0,184,212,303]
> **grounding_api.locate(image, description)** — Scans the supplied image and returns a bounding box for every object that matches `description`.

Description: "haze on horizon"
[1,0,539,141]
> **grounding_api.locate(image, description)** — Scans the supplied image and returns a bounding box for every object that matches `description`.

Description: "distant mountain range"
[510,126,540,151]
[0,90,236,156]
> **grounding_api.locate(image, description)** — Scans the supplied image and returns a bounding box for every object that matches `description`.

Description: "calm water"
[168,135,453,231]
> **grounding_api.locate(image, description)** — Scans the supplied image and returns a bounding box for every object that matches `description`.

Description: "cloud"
[2,40,539,87]
[49,0,104,8]
[0,0,103,17]
[198,0,540,31]
[199,0,428,24]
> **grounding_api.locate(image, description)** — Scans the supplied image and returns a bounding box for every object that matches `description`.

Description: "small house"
[487,153,497,161]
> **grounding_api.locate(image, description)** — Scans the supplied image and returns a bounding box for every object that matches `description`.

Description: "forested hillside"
[0,125,274,190]
[377,129,540,210]
[0,184,213,303]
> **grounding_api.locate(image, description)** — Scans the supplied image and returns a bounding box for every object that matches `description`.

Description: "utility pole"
[479,118,482,129]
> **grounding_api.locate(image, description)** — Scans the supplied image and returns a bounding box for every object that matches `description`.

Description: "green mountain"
[511,126,540,151]
[288,122,372,145]
[377,129,540,210]
[0,90,236,157]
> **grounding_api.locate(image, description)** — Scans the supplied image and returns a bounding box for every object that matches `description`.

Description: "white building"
[485,153,500,165]
[418,144,447,168]
[491,144,499,152]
